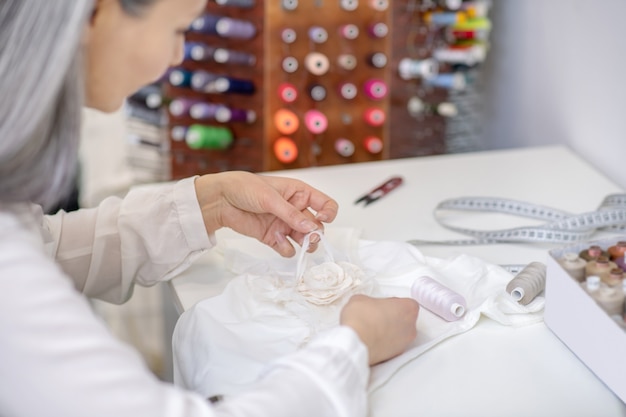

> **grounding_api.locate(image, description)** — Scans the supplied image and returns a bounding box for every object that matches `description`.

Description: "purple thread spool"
[189,102,220,120]
[363,78,388,100]
[213,48,256,66]
[215,0,256,7]
[191,70,219,92]
[216,17,257,39]
[308,26,328,43]
[410,275,467,322]
[169,98,199,117]
[367,22,388,38]
[190,13,220,35]
[215,107,256,123]
[185,42,216,62]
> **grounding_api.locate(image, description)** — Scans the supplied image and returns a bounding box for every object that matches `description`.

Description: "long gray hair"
[0,0,160,212]
[0,1,93,211]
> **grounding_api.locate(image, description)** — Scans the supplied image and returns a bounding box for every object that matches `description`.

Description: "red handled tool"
[354,176,404,206]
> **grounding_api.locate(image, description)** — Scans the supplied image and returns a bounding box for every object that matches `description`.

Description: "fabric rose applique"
[296,261,365,305]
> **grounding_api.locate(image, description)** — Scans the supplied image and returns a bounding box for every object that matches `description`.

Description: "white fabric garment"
[0,178,370,417]
[173,228,545,398]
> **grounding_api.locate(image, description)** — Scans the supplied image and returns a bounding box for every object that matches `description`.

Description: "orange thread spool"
[274,137,298,164]
[274,109,299,135]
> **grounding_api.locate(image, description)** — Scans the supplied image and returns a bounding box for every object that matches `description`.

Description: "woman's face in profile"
[84,0,206,112]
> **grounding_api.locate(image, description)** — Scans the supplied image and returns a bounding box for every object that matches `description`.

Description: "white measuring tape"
[408,194,626,274]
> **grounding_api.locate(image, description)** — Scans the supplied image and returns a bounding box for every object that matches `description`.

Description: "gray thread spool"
[506,262,547,305]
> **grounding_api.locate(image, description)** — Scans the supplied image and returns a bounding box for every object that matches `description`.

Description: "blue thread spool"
[216,17,256,39]
[169,68,193,88]
[213,48,256,66]
[191,70,219,92]
[424,73,467,91]
[184,42,216,62]
[212,77,255,94]
[189,13,221,35]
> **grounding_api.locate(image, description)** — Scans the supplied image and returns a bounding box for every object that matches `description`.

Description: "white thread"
[506,262,546,305]
[410,275,467,321]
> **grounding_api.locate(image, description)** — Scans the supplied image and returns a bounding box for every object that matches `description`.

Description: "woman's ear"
[81,0,112,46]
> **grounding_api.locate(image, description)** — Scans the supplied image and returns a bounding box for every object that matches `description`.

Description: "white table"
[170,145,626,416]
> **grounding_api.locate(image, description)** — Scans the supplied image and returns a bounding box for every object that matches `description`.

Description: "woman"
[0,1,419,416]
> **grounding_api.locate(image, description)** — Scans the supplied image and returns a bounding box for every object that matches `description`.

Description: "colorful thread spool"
[338,82,357,100]
[367,22,388,38]
[274,109,300,135]
[339,24,359,39]
[215,107,256,124]
[308,26,328,43]
[337,54,357,71]
[274,137,298,164]
[506,262,546,305]
[363,107,386,127]
[190,70,218,91]
[308,84,327,101]
[366,52,387,68]
[215,0,255,7]
[213,48,256,66]
[334,138,355,157]
[281,28,297,44]
[579,245,608,262]
[278,82,298,103]
[608,241,626,261]
[282,56,299,73]
[615,254,626,272]
[410,275,467,322]
[363,136,383,154]
[304,52,330,76]
[185,125,233,150]
[211,77,255,94]
[424,11,467,26]
[128,84,162,109]
[189,102,221,120]
[304,109,328,134]
[215,17,256,39]
[424,73,467,91]
[169,98,198,117]
[363,78,388,100]
[184,42,216,62]
[369,0,389,11]
[169,68,193,88]
[190,13,221,35]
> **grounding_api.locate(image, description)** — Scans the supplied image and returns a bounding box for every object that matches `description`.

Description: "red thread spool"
[363,136,383,154]
[274,109,299,135]
[278,82,298,103]
[304,109,328,134]
[274,137,298,164]
[363,107,386,127]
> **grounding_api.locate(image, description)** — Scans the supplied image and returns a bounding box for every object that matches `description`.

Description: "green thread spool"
[185,124,233,150]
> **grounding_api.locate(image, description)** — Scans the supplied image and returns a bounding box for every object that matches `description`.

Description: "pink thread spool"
[304,109,328,134]
[339,23,359,39]
[363,78,388,100]
[410,275,467,322]
[363,136,383,154]
[367,22,388,38]
[338,82,358,100]
[334,138,355,157]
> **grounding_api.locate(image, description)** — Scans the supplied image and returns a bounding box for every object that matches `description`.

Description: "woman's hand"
[194,171,339,257]
[340,295,419,366]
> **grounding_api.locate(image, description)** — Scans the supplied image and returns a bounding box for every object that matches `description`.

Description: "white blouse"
[0,177,369,417]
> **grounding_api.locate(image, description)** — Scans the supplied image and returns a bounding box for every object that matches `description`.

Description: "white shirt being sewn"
[0,177,369,417]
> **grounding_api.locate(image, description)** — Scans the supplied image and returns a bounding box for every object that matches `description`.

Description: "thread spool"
[168,68,193,88]
[424,11,467,26]
[170,126,188,142]
[366,52,387,69]
[190,13,220,35]
[189,102,220,120]
[278,82,298,103]
[585,256,618,284]
[369,0,388,10]
[608,241,626,261]
[340,0,358,11]
[594,285,625,316]
[363,107,386,127]
[215,17,256,39]
[308,26,328,43]
[367,22,388,38]
[558,252,586,282]
[337,54,357,71]
[282,56,299,73]
[363,136,383,154]
[282,0,298,11]
[128,85,162,109]
[169,98,198,117]
[608,268,624,287]
[273,137,298,164]
[281,28,297,44]
[190,70,218,91]
[304,110,328,134]
[334,138,355,157]
[410,275,467,322]
[308,84,327,102]
[211,77,255,94]
[274,109,300,135]
[339,24,359,39]
[184,42,216,62]
[398,58,438,80]
[213,48,256,66]
[579,245,608,262]
[304,52,330,76]
[215,107,256,124]
[185,125,233,150]
[338,82,358,100]
[506,261,546,305]
[363,78,388,100]
[215,0,255,7]
[615,254,626,272]
[424,73,467,91]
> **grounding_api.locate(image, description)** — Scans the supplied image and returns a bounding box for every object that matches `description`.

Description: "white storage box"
[545,237,626,403]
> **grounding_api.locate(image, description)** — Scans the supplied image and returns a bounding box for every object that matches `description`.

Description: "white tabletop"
[170,145,626,416]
